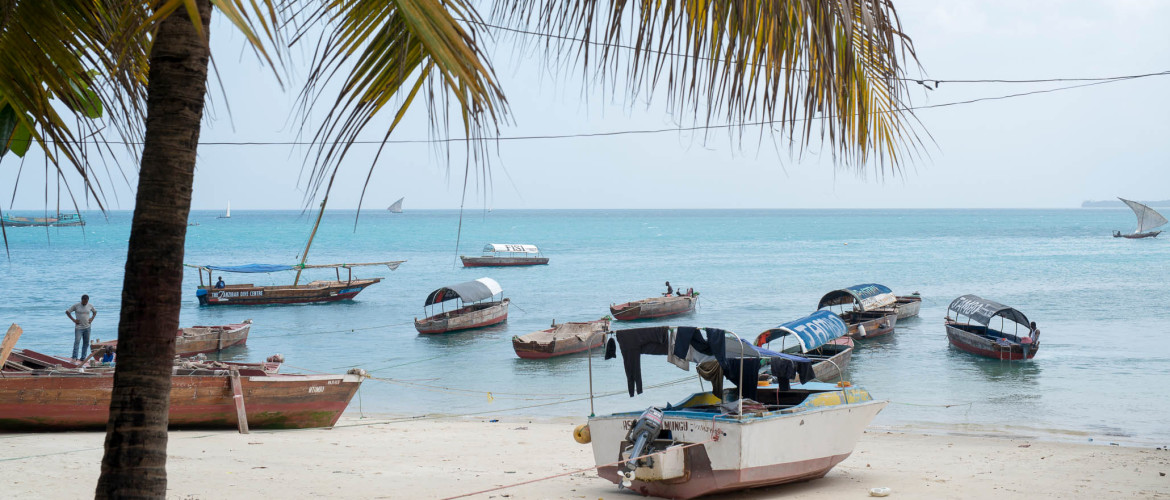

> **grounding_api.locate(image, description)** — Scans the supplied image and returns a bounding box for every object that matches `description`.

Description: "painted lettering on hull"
[216,290,264,298]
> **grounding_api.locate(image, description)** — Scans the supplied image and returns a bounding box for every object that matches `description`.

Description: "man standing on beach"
[65,294,97,360]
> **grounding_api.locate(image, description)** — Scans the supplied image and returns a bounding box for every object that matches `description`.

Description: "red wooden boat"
[415,278,509,334]
[460,244,549,267]
[610,292,698,321]
[512,318,610,359]
[945,295,1039,360]
[0,349,363,432]
[91,320,252,357]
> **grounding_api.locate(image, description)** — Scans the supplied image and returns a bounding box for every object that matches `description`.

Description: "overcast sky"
[3,0,1168,210]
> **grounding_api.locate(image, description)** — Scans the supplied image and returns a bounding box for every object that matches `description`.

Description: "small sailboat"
[387,197,404,213]
[1114,198,1166,239]
[217,201,231,219]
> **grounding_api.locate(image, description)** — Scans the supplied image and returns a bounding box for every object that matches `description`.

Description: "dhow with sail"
[387,197,404,213]
[1114,198,1166,239]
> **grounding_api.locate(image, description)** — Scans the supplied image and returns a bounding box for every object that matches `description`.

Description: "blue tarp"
[756,310,848,353]
[202,264,295,273]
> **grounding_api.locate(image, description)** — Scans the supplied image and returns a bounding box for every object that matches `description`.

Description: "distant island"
[1082,200,1170,208]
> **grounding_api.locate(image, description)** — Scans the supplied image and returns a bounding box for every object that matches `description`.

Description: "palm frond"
[490,0,923,173]
[291,0,509,207]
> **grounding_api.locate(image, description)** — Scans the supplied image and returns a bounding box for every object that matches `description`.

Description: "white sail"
[225,201,231,218]
[1119,198,1167,233]
[387,197,404,213]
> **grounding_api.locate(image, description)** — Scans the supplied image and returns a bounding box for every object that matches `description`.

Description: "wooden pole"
[0,324,23,368]
[294,197,327,285]
[230,368,249,434]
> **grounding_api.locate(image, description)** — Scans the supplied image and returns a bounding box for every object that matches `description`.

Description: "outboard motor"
[624,406,664,472]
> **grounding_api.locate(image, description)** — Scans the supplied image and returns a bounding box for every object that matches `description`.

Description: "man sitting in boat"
[664,281,673,296]
[215,276,226,289]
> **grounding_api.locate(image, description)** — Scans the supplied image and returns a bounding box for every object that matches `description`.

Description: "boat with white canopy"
[754,310,853,382]
[816,284,899,339]
[460,243,549,267]
[1113,198,1166,239]
[415,278,509,334]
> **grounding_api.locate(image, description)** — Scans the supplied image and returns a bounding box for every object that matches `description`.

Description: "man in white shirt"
[65,294,97,360]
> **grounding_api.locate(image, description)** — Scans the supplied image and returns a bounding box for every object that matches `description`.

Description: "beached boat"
[1113,198,1166,238]
[945,294,1039,360]
[91,320,252,357]
[512,318,610,359]
[0,212,85,227]
[189,262,401,306]
[460,244,549,267]
[817,284,898,339]
[0,356,362,431]
[583,326,886,499]
[610,293,698,321]
[387,197,404,213]
[415,278,509,334]
[754,310,853,382]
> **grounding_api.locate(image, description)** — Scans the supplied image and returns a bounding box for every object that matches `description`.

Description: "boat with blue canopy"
[414,278,509,334]
[817,283,899,339]
[187,261,403,306]
[579,325,886,499]
[945,294,1039,360]
[754,310,854,382]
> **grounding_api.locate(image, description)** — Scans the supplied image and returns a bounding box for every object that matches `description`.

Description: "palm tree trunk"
[96,1,211,497]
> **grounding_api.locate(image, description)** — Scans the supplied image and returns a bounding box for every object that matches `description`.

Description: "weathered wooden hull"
[0,371,363,431]
[589,396,887,499]
[92,322,251,357]
[415,299,509,334]
[460,256,549,267]
[196,279,381,306]
[1115,231,1161,239]
[512,319,610,359]
[610,296,697,321]
[839,311,897,340]
[946,323,1038,360]
[804,338,853,382]
[892,295,921,319]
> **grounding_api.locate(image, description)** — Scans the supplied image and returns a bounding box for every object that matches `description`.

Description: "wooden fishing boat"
[91,320,252,357]
[1113,198,1166,238]
[610,293,698,321]
[415,278,509,334]
[387,197,404,213]
[755,310,854,382]
[460,243,549,267]
[512,318,610,359]
[945,294,1039,360]
[0,362,363,432]
[890,293,922,319]
[189,262,401,306]
[583,326,886,499]
[0,212,84,227]
[817,284,898,339]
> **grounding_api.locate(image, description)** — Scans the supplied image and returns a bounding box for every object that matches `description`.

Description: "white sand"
[2,416,1167,499]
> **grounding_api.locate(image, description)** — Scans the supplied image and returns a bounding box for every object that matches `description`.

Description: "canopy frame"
[755,310,848,353]
[481,243,541,256]
[423,277,504,314]
[947,294,1031,338]
[817,283,896,312]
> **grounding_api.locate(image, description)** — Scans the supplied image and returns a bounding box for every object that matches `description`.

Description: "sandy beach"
[3,416,1167,499]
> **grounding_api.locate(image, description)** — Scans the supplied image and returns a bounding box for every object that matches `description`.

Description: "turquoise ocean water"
[2,209,1167,446]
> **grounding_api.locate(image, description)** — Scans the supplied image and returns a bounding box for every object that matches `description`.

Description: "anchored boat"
[583,326,885,499]
[415,278,509,334]
[512,317,610,359]
[945,294,1039,360]
[189,262,400,306]
[1113,197,1166,238]
[817,284,898,339]
[611,291,698,321]
[91,320,252,357]
[754,310,853,382]
[460,243,549,267]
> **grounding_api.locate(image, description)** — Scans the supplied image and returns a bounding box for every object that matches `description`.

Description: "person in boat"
[65,294,97,360]
[664,281,673,296]
[215,276,226,289]
[1113,230,1122,237]
[1029,321,1040,342]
